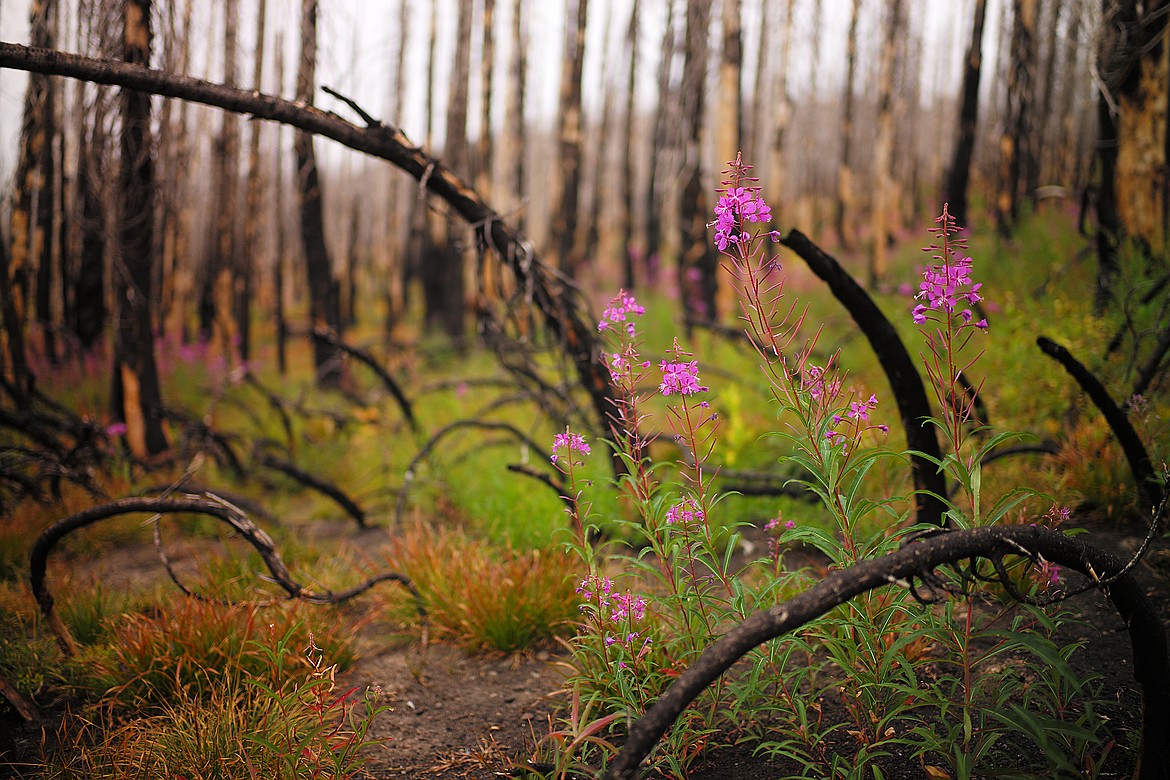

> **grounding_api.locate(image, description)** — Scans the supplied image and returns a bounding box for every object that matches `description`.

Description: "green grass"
[1,206,1166,776]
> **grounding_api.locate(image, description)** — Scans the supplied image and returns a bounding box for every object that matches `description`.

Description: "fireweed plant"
[547,158,1109,778]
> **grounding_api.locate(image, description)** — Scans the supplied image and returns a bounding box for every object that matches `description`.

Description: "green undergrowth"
[1,207,1165,777]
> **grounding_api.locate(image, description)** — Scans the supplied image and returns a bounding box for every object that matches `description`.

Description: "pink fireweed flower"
[912,206,988,330]
[659,360,707,396]
[665,497,705,527]
[597,289,645,336]
[551,429,590,464]
[711,156,777,252]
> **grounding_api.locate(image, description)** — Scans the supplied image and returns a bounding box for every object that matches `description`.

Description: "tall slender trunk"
[835,0,861,247]
[714,0,740,315]
[295,0,343,386]
[582,2,615,268]
[274,32,288,374]
[112,0,169,457]
[715,0,741,171]
[506,0,528,232]
[644,0,676,270]
[945,0,988,227]
[766,0,795,214]
[217,0,241,360]
[239,0,266,363]
[996,0,1038,236]
[550,0,589,273]
[384,0,410,335]
[870,0,902,285]
[619,0,639,288]
[10,0,58,366]
[476,0,495,200]
[680,0,716,322]
[423,0,472,342]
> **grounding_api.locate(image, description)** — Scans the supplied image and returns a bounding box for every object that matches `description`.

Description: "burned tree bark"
[945,0,989,228]
[240,0,268,363]
[111,0,169,458]
[506,0,528,232]
[550,0,589,274]
[294,0,344,386]
[423,0,473,343]
[9,0,58,366]
[680,0,717,322]
[619,0,639,289]
[643,0,676,269]
[996,0,1038,236]
[1038,336,1163,514]
[766,0,795,217]
[200,0,242,361]
[870,0,902,285]
[835,0,861,248]
[1096,0,1170,304]
[476,0,495,200]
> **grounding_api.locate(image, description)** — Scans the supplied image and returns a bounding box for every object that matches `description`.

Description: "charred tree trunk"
[643,0,676,270]
[835,0,861,247]
[996,0,1038,237]
[945,0,988,227]
[423,0,472,343]
[0,230,32,404]
[506,0,528,232]
[240,0,267,363]
[274,35,288,374]
[714,0,741,316]
[551,0,589,274]
[72,113,108,352]
[766,0,795,214]
[680,0,717,322]
[1097,0,1170,295]
[619,0,639,289]
[870,0,902,285]
[715,0,741,180]
[295,0,343,386]
[219,0,242,361]
[476,0,495,200]
[111,0,169,458]
[157,0,194,344]
[10,0,58,367]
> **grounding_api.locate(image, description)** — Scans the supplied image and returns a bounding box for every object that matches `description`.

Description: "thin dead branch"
[29,495,424,656]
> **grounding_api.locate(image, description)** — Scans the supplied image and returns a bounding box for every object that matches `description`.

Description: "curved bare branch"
[29,495,424,656]
[605,523,1170,779]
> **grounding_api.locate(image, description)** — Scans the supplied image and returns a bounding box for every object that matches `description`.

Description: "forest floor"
[347,516,1170,779]
[2,512,1168,779]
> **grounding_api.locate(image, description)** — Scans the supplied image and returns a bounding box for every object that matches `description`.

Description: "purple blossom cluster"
[832,394,878,425]
[659,360,707,396]
[912,207,988,330]
[912,254,987,328]
[826,393,889,447]
[665,497,705,527]
[577,574,652,664]
[597,290,645,336]
[800,362,841,404]
[551,430,590,464]
[713,186,774,252]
